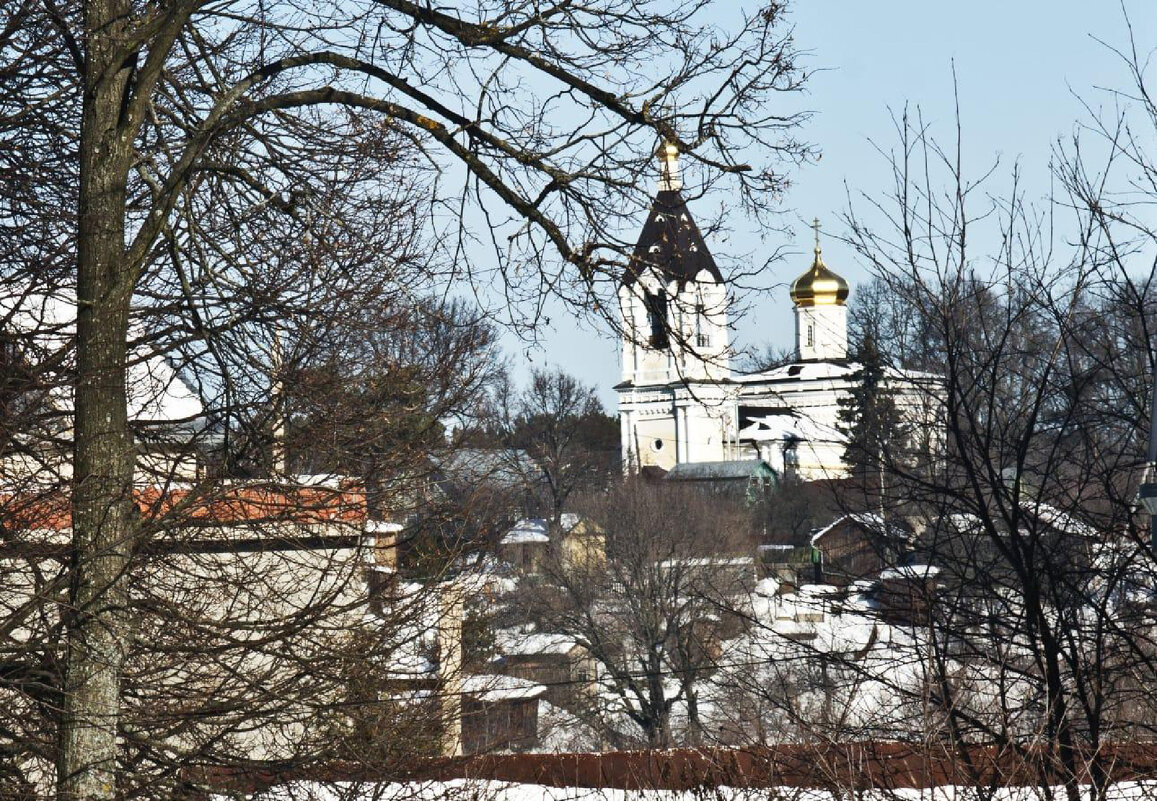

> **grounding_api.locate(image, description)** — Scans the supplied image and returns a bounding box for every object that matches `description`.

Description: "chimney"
[437,581,464,757]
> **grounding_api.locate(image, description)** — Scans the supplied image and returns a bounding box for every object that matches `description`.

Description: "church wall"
[618,279,676,386]
[619,382,739,472]
[670,275,729,383]
[630,413,678,470]
[795,439,850,481]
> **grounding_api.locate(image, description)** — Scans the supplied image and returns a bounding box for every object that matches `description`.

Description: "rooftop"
[665,459,774,482]
[623,190,722,289]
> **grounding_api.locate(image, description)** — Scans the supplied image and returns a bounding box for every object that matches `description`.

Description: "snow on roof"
[799,583,840,596]
[810,513,908,546]
[665,459,773,481]
[1027,503,1097,537]
[365,519,403,534]
[382,649,436,679]
[0,287,203,427]
[736,361,859,383]
[500,518,550,545]
[461,673,546,702]
[947,505,1096,538]
[292,473,353,488]
[656,556,754,569]
[879,564,941,581]
[737,360,942,385]
[738,413,846,445]
[494,628,580,658]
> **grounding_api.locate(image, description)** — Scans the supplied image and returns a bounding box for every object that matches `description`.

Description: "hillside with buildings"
[4,2,1157,799]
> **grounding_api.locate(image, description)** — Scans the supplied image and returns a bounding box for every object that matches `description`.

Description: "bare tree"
[668,23,1157,799]
[487,367,619,522]
[2,0,810,796]
[521,478,754,748]
[816,57,1157,799]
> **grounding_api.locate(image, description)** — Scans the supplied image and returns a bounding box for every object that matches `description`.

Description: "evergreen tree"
[837,332,908,482]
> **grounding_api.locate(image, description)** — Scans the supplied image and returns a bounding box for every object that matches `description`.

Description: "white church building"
[617,145,941,481]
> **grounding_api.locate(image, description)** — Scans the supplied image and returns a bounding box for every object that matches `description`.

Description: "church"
[616,145,941,481]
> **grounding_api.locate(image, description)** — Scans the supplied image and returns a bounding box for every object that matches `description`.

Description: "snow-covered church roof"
[736,361,942,385]
[737,411,847,445]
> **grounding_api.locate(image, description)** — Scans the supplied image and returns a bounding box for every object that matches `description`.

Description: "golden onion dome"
[790,221,849,307]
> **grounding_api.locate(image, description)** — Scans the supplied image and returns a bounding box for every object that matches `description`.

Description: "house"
[460,674,546,754]
[490,628,596,709]
[427,448,544,517]
[810,513,912,586]
[756,543,818,590]
[0,478,406,774]
[498,518,551,572]
[376,587,551,756]
[498,513,605,574]
[877,563,942,624]
[0,287,208,484]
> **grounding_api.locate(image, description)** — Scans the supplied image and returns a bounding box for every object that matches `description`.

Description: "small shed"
[491,628,596,708]
[878,563,941,624]
[461,673,545,754]
[810,513,911,586]
[498,514,605,574]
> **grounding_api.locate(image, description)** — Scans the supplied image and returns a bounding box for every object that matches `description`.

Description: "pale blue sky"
[504,0,1156,410]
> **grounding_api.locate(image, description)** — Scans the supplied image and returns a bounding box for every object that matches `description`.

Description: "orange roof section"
[1,483,368,532]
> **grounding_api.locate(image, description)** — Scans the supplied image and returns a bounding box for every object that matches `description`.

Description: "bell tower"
[617,143,733,472]
[790,219,849,361]
[618,143,730,387]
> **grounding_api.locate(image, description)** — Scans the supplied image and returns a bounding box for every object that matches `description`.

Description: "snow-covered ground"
[229,779,1157,801]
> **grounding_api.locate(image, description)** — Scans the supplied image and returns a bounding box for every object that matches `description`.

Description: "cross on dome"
[790,216,848,307]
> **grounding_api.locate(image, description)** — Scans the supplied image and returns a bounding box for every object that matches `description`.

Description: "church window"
[644,291,669,348]
[807,324,814,348]
[651,438,664,452]
[695,303,710,348]
[784,439,800,474]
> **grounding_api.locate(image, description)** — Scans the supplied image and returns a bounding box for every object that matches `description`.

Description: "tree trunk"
[57,1,137,797]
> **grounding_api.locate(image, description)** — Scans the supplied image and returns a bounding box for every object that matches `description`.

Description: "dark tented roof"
[623,190,722,287]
